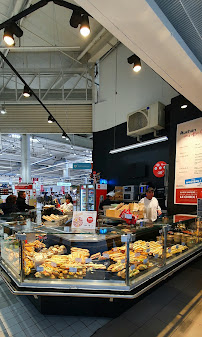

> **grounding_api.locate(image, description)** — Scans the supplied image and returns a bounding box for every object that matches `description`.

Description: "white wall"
[93,44,178,132]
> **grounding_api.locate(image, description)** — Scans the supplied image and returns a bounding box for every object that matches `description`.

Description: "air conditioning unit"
[127,102,165,137]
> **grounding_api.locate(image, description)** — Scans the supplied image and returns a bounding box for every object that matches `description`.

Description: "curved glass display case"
[0,215,201,299]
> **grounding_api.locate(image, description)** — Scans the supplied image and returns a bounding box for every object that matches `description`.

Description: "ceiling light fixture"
[110,136,168,154]
[0,105,7,114]
[23,85,32,97]
[181,104,188,109]
[3,23,23,46]
[48,115,55,123]
[70,10,82,28]
[62,132,66,139]
[127,54,141,73]
[80,15,90,37]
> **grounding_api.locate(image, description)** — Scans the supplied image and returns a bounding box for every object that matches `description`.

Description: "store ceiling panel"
[75,0,202,110]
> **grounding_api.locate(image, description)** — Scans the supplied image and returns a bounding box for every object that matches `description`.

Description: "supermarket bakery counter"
[0,216,201,301]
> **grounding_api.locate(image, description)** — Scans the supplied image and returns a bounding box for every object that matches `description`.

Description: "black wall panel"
[93,95,201,215]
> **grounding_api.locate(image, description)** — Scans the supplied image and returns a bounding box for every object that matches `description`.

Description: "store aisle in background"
[0,257,201,337]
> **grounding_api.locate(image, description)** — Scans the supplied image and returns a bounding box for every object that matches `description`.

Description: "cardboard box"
[114,192,123,200]
[115,186,123,192]
[105,209,121,218]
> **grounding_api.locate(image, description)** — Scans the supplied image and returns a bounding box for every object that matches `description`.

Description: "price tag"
[75,258,82,263]
[176,245,179,249]
[85,258,92,263]
[125,213,132,219]
[135,253,140,257]
[182,242,185,246]
[130,265,136,270]
[168,248,171,253]
[146,248,150,253]
[69,267,77,273]
[143,258,148,264]
[103,253,109,258]
[36,266,44,272]
[112,247,118,252]
[154,254,159,259]
[51,262,57,267]
[64,226,70,233]
[121,259,125,263]
[159,230,162,234]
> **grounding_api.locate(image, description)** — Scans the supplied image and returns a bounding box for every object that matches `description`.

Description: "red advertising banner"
[173,214,197,223]
[175,188,202,204]
[15,184,33,190]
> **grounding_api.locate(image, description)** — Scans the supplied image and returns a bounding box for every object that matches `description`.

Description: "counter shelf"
[0,216,201,299]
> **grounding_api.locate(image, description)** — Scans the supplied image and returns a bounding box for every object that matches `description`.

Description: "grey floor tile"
[92,317,137,337]
[41,325,58,336]
[4,317,19,328]
[78,327,93,337]
[19,318,36,330]
[23,324,40,336]
[64,316,80,326]
[6,323,22,335]
[13,331,27,337]
[53,321,68,332]
[80,317,96,327]
[71,321,86,333]
[95,317,111,326]
[60,325,75,337]
[132,317,167,337]
[37,319,53,330]
[154,299,186,324]
[88,321,102,333]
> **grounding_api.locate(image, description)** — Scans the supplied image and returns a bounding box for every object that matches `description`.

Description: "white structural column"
[63,162,69,178]
[21,134,31,183]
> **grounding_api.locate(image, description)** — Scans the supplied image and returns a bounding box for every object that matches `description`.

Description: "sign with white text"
[174,117,202,204]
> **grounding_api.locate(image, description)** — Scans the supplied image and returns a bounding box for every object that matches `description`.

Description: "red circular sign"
[153,161,167,178]
[87,217,93,223]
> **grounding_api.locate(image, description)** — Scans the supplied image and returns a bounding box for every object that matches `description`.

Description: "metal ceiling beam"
[65,71,86,100]
[0,74,13,94]
[41,74,62,100]
[77,28,107,61]
[0,68,87,75]
[0,46,80,52]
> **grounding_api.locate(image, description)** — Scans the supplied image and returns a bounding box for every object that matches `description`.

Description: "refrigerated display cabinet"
[0,216,201,299]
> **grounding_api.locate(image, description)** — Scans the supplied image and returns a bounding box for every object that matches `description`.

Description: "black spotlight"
[48,115,55,123]
[3,22,23,46]
[70,10,82,28]
[127,54,141,72]
[80,14,90,37]
[23,85,32,98]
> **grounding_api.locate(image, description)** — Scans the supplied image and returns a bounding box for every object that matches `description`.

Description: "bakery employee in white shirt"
[139,187,162,222]
[56,194,73,214]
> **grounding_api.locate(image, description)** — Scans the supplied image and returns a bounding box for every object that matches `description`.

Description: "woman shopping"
[56,194,73,214]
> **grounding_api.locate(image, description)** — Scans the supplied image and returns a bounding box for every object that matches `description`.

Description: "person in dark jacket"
[16,191,35,212]
[0,195,19,215]
[99,191,115,210]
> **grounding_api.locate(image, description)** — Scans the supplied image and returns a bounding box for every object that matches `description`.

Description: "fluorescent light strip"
[110,136,168,154]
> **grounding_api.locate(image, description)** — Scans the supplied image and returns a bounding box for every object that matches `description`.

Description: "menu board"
[71,211,97,231]
[174,117,202,205]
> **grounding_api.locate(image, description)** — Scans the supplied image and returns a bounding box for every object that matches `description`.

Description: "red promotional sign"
[153,161,167,178]
[32,178,38,182]
[19,177,22,183]
[15,184,33,190]
[87,217,93,223]
[175,188,202,204]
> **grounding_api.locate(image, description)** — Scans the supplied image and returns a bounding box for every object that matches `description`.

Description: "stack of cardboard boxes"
[113,186,123,201]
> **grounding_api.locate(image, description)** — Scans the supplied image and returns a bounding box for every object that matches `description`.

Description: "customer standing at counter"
[56,194,73,213]
[139,187,162,222]
[99,191,115,210]
[16,191,35,212]
[0,195,19,215]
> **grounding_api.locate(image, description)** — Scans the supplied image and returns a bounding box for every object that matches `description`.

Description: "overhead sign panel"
[57,182,71,186]
[73,163,92,170]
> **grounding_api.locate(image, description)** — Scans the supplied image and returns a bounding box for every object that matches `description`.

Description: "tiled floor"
[92,257,202,337]
[0,257,202,337]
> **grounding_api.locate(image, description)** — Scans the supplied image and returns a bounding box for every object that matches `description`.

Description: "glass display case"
[0,216,201,299]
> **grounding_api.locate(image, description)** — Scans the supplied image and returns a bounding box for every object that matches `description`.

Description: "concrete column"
[21,134,31,183]
[63,162,69,178]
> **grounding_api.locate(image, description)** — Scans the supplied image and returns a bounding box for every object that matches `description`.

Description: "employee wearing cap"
[139,187,162,222]
[99,191,115,210]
